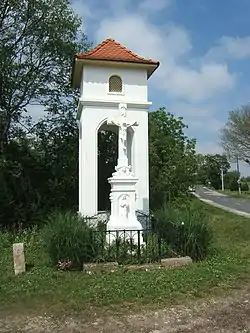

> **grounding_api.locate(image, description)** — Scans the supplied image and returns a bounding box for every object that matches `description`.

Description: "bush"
[241,182,249,192]
[42,211,103,269]
[224,171,240,191]
[152,200,213,261]
[42,211,176,268]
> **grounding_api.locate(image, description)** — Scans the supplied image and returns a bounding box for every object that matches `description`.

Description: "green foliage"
[197,154,230,189]
[104,233,172,264]
[42,211,102,269]
[98,131,117,210]
[149,108,197,209]
[224,170,240,191]
[152,201,213,261]
[0,0,89,153]
[1,203,250,314]
[42,211,170,268]
[143,233,173,261]
[34,106,79,211]
[0,137,48,229]
[241,182,249,192]
[0,106,79,229]
[221,104,250,159]
[1,104,200,230]
[0,0,90,230]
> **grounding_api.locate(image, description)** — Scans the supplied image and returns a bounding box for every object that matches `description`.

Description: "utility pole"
[221,168,224,191]
[236,155,241,194]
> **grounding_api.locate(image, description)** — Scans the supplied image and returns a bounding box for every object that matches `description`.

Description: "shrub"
[142,233,173,261]
[42,211,103,269]
[152,200,213,261]
[224,171,240,191]
[241,182,249,192]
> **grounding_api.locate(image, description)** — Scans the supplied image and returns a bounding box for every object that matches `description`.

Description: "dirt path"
[1,288,250,332]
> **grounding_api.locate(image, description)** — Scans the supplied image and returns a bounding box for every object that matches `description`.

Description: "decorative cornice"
[77,98,152,119]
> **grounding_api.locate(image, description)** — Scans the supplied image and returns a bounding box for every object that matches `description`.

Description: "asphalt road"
[195,186,250,214]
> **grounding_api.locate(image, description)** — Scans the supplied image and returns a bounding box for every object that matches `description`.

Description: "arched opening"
[97,120,135,212]
[98,122,118,211]
[109,75,122,93]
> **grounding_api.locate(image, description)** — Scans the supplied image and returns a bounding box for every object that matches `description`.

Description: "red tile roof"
[75,38,159,66]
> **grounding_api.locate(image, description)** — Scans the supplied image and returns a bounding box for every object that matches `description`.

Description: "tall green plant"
[153,201,213,261]
[42,211,102,269]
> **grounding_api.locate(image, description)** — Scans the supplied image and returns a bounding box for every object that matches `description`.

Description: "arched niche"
[97,121,118,211]
[96,119,135,212]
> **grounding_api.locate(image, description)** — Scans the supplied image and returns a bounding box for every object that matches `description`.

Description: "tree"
[196,154,230,189]
[224,171,240,191]
[0,130,48,229]
[196,154,207,185]
[149,108,197,209]
[206,154,230,189]
[221,104,250,160]
[0,0,91,229]
[0,0,89,154]
[34,99,79,211]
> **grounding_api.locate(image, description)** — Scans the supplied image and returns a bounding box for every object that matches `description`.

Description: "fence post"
[115,230,119,262]
[137,230,141,262]
[158,235,162,262]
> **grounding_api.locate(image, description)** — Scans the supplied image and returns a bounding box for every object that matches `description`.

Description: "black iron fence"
[89,228,170,264]
[88,210,152,229]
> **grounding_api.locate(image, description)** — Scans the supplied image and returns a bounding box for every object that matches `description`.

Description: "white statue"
[119,194,129,218]
[120,106,128,154]
[107,103,138,167]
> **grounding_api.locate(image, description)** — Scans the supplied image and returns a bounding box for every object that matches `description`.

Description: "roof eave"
[71,58,160,89]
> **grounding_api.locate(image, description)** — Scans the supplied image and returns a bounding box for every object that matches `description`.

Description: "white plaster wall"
[81,65,148,103]
[79,105,118,216]
[79,105,149,216]
[78,63,150,216]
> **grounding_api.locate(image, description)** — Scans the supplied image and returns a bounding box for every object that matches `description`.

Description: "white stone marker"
[13,243,26,275]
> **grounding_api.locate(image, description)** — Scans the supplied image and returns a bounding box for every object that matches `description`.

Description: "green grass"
[1,202,250,315]
[218,189,250,199]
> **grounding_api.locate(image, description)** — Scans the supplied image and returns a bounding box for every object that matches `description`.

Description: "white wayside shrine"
[71,38,159,240]
[107,102,140,232]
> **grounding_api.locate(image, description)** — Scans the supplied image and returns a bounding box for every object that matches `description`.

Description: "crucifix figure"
[108,103,138,168]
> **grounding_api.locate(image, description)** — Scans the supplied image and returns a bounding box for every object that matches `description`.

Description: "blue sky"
[71,0,250,174]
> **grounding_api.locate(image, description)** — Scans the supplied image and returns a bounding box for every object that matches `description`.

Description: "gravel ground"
[1,287,250,333]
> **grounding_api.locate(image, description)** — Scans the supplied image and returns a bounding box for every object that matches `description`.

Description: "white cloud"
[91,3,236,102]
[206,36,250,60]
[71,0,244,155]
[170,102,224,136]
[96,14,167,61]
[165,63,235,101]
[170,103,214,119]
[196,141,250,175]
[196,141,222,155]
[138,0,172,12]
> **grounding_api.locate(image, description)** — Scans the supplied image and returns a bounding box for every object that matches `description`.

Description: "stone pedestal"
[106,165,143,244]
[13,243,26,275]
